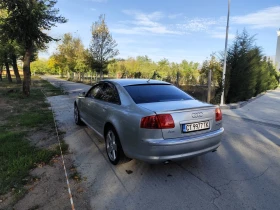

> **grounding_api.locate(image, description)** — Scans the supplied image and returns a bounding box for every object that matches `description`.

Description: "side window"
[99,83,120,104]
[87,84,102,99]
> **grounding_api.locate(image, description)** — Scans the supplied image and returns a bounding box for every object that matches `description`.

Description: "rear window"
[124,84,194,104]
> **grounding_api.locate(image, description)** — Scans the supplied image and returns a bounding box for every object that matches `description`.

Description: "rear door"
[90,82,121,134]
[81,84,103,128]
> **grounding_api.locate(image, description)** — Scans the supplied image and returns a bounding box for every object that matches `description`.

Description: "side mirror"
[79,92,86,97]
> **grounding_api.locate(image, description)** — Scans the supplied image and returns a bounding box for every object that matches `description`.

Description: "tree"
[31,59,49,75]
[200,55,222,86]
[53,33,89,80]
[226,30,260,102]
[0,43,12,83]
[47,56,60,75]
[0,0,67,96]
[225,30,279,103]
[157,58,169,78]
[89,14,119,78]
[179,60,200,85]
[7,41,23,83]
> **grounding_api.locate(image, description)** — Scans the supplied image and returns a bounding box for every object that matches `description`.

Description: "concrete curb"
[220,90,273,110]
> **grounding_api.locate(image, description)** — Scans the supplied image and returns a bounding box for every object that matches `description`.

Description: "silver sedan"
[74,79,224,165]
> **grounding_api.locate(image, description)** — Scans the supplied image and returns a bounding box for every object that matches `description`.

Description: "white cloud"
[113,10,180,35]
[122,10,163,27]
[232,6,280,28]
[113,6,280,39]
[168,13,183,19]
[90,8,96,11]
[176,18,218,32]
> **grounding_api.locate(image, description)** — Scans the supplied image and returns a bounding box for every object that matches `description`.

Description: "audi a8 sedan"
[74,79,224,165]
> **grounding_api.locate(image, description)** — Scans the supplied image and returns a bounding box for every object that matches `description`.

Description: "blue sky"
[40,0,280,63]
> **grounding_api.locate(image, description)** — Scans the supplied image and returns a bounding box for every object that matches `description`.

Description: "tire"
[74,103,84,125]
[105,127,127,165]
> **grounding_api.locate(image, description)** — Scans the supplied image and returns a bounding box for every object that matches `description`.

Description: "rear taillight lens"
[157,114,175,129]
[140,115,159,129]
[215,108,222,121]
[140,114,175,129]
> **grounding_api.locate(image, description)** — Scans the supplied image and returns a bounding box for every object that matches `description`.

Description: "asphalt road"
[42,75,280,210]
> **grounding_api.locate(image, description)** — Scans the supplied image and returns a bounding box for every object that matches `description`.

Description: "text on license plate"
[182,121,210,133]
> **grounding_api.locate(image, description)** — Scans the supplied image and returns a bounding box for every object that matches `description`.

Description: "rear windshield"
[124,84,193,104]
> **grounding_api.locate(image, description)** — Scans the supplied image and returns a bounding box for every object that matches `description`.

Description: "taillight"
[157,114,175,128]
[215,108,222,121]
[140,114,175,129]
[140,115,159,129]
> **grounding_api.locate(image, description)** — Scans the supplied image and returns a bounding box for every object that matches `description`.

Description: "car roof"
[102,79,170,87]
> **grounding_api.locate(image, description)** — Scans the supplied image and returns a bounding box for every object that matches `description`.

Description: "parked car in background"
[74,79,224,165]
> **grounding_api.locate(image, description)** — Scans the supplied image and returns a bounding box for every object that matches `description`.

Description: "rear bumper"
[127,128,224,163]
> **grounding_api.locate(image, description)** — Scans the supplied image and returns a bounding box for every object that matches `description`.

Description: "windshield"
[124,84,194,104]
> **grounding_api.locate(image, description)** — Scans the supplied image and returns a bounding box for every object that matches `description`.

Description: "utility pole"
[207,68,212,103]
[275,29,280,72]
[220,0,231,106]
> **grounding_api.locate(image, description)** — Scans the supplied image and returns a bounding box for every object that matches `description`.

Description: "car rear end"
[122,82,224,163]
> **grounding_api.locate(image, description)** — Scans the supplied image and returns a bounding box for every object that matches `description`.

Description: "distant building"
[276,29,280,71]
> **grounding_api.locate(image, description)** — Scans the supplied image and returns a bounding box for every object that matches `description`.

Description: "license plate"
[182,121,210,133]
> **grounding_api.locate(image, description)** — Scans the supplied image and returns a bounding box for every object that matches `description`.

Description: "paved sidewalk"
[222,88,280,126]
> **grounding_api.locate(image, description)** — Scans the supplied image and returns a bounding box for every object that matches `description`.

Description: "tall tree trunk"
[5,62,12,83]
[23,47,32,96]
[0,65,3,81]
[11,54,22,84]
[60,67,63,78]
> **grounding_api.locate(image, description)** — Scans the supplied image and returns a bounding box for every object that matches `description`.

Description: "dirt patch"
[12,155,90,210]
[28,130,59,149]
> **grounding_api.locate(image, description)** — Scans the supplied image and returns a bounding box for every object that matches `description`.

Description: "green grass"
[0,76,65,196]
[7,111,53,128]
[0,130,56,194]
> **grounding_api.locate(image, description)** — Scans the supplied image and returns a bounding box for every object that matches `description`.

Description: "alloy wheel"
[106,130,118,161]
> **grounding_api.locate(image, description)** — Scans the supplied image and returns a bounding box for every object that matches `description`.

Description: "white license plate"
[182,121,210,133]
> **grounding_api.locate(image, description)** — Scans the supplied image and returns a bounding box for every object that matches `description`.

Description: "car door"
[92,82,121,134]
[82,84,103,130]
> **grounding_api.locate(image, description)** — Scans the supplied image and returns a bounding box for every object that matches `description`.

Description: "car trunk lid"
[138,100,217,139]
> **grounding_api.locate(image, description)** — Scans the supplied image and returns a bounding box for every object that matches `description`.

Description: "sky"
[40,0,280,64]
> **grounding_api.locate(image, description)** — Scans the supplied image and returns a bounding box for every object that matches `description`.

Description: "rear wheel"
[105,127,126,165]
[74,104,83,125]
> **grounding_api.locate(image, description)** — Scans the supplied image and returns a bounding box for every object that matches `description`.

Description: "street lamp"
[220,0,231,106]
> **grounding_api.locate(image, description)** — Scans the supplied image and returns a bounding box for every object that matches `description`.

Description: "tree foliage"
[225,30,279,103]
[0,0,67,95]
[107,56,200,84]
[89,14,119,78]
[52,33,90,78]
